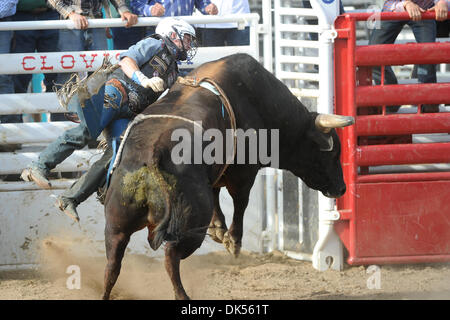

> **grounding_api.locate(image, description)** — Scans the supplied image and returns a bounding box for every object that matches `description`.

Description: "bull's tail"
[152,194,191,250]
[121,163,190,250]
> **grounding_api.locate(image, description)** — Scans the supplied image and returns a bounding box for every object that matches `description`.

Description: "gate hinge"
[320,210,340,221]
[319,28,338,43]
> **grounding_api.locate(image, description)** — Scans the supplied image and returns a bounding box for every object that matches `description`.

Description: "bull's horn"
[315,114,355,133]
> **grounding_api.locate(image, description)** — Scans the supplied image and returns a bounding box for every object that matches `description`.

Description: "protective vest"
[111,35,179,113]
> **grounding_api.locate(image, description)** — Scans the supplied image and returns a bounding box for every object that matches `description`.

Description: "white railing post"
[261,0,273,72]
[309,0,343,272]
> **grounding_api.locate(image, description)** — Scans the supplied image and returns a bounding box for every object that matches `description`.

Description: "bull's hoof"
[207,221,227,244]
[223,231,241,257]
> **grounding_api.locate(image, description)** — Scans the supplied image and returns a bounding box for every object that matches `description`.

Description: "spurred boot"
[56,147,111,222]
[21,165,52,189]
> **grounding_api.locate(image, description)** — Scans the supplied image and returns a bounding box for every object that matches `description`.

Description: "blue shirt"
[129,0,163,17]
[0,0,18,19]
[162,0,211,16]
[120,36,164,67]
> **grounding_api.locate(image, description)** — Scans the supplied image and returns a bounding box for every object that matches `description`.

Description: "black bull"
[102,53,354,300]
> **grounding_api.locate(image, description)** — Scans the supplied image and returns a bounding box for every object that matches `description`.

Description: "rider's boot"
[55,147,111,222]
[21,164,52,189]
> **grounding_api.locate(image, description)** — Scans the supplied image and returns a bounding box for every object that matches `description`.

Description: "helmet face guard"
[171,25,198,62]
[156,18,198,62]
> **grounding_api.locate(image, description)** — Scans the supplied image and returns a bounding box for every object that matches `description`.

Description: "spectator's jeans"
[111,26,146,50]
[201,27,250,46]
[12,10,60,94]
[57,28,108,85]
[369,19,437,85]
[0,17,19,123]
[33,83,133,173]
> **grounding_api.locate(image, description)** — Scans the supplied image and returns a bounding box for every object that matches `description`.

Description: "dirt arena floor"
[1,235,450,300]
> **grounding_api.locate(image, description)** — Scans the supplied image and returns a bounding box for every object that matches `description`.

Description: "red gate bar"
[356,43,450,67]
[346,11,450,22]
[357,142,450,166]
[348,255,450,265]
[357,172,450,184]
[356,83,450,107]
[357,113,450,136]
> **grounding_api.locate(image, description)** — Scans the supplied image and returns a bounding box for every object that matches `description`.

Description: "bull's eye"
[320,136,334,152]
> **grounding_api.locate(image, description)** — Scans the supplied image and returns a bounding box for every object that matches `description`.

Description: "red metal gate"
[334,12,450,265]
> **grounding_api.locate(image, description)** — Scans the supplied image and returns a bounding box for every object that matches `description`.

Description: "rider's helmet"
[155,17,198,62]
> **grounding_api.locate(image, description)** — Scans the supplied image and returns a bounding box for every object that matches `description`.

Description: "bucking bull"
[101,53,354,300]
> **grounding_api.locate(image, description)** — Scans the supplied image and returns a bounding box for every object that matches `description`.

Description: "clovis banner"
[0,46,255,75]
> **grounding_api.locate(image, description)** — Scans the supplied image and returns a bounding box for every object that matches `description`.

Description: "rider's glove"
[132,71,165,92]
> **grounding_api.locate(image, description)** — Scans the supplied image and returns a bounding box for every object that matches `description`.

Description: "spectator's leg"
[37,10,60,93]
[369,20,405,86]
[145,26,156,37]
[12,13,37,105]
[409,20,437,84]
[52,29,85,121]
[436,20,450,38]
[226,27,250,46]
[368,20,405,112]
[111,26,145,50]
[195,27,204,46]
[88,28,108,51]
[56,29,85,86]
[202,28,227,47]
[0,25,20,124]
[410,20,439,113]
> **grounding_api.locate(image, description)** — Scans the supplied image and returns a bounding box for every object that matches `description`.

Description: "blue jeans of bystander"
[0,17,20,123]
[200,27,250,47]
[52,28,108,121]
[12,10,60,95]
[369,19,437,85]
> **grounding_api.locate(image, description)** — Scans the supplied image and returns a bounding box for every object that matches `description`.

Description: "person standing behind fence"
[111,0,165,50]
[162,0,218,18]
[47,0,138,120]
[196,0,250,47]
[369,0,449,113]
[12,0,60,124]
[0,0,19,128]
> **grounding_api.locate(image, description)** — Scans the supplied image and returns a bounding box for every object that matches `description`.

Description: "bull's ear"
[307,129,334,152]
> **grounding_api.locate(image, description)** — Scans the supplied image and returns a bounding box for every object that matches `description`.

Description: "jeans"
[369,19,437,85]
[200,27,250,46]
[12,10,59,95]
[0,17,19,123]
[34,83,134,173]
[111,26,146,50]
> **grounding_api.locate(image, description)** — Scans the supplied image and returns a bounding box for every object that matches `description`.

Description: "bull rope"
[111,76,236,188]
[177,76,237,187]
